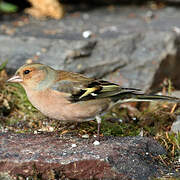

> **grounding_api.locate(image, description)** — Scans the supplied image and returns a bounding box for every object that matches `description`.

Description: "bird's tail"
[114,92,180,103]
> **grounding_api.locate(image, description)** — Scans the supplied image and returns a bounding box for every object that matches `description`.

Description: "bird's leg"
[95,115,101,141]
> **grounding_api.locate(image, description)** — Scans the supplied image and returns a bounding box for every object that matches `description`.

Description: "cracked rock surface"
[1,6,180,90]
[0,133,175,180]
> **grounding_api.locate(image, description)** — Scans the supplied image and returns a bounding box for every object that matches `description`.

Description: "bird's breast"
[25,88,110,122]
[25,89,71,120]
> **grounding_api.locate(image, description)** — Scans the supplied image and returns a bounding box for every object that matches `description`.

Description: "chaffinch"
[7,63,180,140]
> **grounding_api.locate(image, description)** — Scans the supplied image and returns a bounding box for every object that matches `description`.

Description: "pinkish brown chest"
[25,88,72,120]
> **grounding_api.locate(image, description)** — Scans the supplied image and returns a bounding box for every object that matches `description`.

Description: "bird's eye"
[23,70,31,75]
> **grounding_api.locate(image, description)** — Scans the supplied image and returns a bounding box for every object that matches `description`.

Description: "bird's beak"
[7,75,23,83]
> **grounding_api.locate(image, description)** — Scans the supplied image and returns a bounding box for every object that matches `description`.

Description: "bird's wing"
[51,70,142,102]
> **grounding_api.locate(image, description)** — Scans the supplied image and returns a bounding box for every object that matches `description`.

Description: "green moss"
[101,119,140,136]
[0,80,44,132]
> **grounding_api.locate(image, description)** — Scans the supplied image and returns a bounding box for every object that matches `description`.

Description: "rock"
[0,133,177,180]
[1,6,180,91]
[165,0,180,2]
[171,115,180,133]
[171,90,180,98]
[170,91,180,133]
[109,31,178,90]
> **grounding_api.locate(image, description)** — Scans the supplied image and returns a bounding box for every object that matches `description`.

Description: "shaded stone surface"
[1,6,180,91]
[171,91,180,133]
[171,115,180,133]
[0,132,176,179]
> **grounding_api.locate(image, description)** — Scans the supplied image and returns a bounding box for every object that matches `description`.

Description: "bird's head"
[7,63,56,90]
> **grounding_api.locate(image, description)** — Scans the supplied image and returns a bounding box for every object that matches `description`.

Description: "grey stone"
[171,115,180,133]
[170,91,180,133]
[0,133,177,180]
[171,91,180,98]
[1,6,180,91]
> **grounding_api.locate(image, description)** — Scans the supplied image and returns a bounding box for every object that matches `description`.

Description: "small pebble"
[132,117,137,121]
[82,30,92,38]
[139,129,144,137]
[173,26,180,34]
[36,51,41,56]
[3,99,10,109]
[77,64,82,69]
[145,10,154,19]
[41,48,47,52]
[71,144,77,148]
[83,13,89,20]
[28,106,32,110]
[93,140,100,146]
[82,134,89,139]
[48,126,54,132]
[26,59,33,64]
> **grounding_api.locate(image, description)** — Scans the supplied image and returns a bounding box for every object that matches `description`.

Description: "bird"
[7,63,180,140]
